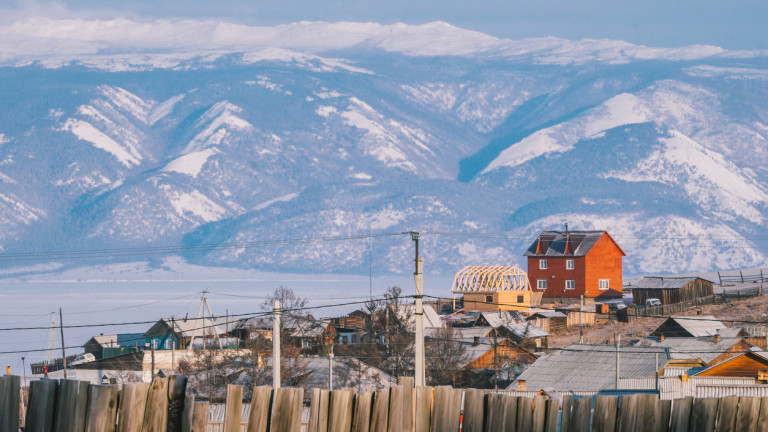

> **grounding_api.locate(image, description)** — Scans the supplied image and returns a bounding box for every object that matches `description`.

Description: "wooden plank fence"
[7,375,768,431]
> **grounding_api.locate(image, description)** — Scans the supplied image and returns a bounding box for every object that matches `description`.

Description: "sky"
[0,0,766,50]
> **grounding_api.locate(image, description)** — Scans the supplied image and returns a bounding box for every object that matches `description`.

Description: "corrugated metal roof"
[503,322,549,340]
[643,337,743,364]
[658,315,726,337]
[480,310,525,328]
[510,344,670,392]
[527,311,568,320]
[631,277,701,289]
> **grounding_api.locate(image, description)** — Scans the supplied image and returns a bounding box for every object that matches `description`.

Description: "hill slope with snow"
[0,19,767,276]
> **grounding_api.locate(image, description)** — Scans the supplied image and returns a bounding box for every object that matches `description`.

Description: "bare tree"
[260,286,311,387]
[425,326,469,386]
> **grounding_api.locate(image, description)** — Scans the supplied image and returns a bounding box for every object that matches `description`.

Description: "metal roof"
[503,322,549,340]
[526,311,568,320]
[642,336,745,364]
[654,315,727,337]
[631,276,711,290]
[523,230,624,258]
[479,310,526,328]
[510,344,671,392]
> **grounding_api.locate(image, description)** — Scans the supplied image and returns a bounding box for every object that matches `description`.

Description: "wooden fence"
[4,374,768,431]
[630,295,716,318]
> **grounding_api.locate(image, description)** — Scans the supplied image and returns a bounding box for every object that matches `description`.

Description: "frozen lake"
[0,258,453,375]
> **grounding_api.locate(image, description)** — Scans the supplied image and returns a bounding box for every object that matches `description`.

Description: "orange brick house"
[524,228,625,303]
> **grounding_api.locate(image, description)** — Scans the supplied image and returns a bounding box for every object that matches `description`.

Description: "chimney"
[518,380,526,391]
[564,223,571,255]
[714,334,721,343]
[473,336,480,346]
[658,334,665,342]
[681,371,688,383]
[535,236,542,255]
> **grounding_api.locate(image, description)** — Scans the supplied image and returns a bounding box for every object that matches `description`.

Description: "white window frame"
[565,280,575,290]
[566,259,574,270]
[165,339,173,350]
[537,279,547,290]
[539,259,548,270]
[599,279,610,290]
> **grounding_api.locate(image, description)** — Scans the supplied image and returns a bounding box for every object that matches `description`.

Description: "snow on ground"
[605,130,768,223]
[62,119,142,167]
[252,193,298,211]
[150,94,185,125]
[185,102,253,153]
[162,148,220,178]
[164,188,227,223]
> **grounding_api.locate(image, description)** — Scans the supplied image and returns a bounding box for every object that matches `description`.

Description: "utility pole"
[329,344,334,391]
[615,333,621,390]
[273,300,281,389]
[411,231,425,387]
[579,295,584,344]
[59,308,67,379]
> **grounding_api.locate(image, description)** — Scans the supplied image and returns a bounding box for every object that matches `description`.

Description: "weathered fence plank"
[328,389,354,432]
[690,397,718,432]
[73,381,90,432]
[167,376,188,432]
[532,396,547,432]
[351,391,373,432]
[191,402,209,432]
[0,375,20,432]
[461,389,485,432]
[142,378,169,432]
[270,387,303,432]
[653,399,672,432]
[734,397,760,432]
[85,385,119,432]
[669,396,692,432]
[715,396,738,432]
[181,395,195,432]
[223,385,244,432]
[593,395,618,432]
[117,382,150,432]
[55,379,87,432]
[618,394,639,432]
[248,386,273,432]
[544,399,559,432]
[639,394,658,432]
[369,389,389,432]
[26,379,59,432]
[308,388,328,432]
[387,385,413,432]
[414,386,432,432]
[505,396,519,432]
[570,397,591,432]
[756,397,768,432]
[516,397,534,432]
[431,386,460,432]
[560,396,573,432]
[485,394,508,432]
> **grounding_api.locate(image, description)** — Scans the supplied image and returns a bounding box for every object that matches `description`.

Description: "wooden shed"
[630,276,714,305]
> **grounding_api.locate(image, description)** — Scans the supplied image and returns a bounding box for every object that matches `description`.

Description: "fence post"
[168,375,188,432]
[248,386,274,432]
[84,385,119,432]
[0,376,20,432]
[117,382,150,432]
[223,385,244,432]
[142,377,170,432]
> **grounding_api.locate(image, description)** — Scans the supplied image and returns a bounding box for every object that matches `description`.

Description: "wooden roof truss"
[452,266,532,293]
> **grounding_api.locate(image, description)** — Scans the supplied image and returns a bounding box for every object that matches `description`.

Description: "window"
[537,280,547,290]
[485,295,493,304]
[517,295,524,303]
[164,339,172,350]
[565,280,575,290]
[599,279,610,290]
[566,259,574,270]
[151,339,159,349]
[539,259,548,270]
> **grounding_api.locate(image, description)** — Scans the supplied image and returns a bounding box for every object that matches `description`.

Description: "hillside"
[0,20,767,276]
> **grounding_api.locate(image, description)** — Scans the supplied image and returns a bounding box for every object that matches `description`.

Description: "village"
[22,228,768,408]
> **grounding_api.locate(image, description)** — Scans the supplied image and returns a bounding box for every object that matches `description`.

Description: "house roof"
[643,336,747,364]
[523,230,625,258]
[146,317,231,338]
[478,310,526,328]
[510,344,672,392]
[85,333,146,348]
[292,319,333,338]
[526,311,568,320]
[502,322,549,340]
[652,315,727,337]
[631,276,712,290]
[393,304,442,329]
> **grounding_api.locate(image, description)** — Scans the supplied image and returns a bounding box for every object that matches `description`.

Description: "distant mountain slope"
[0,20,766,276]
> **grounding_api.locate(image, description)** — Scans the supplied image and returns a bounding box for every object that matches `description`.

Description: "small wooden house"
[696,349,768,379]
[630,276,714,305]
[524,228,625,303]
[651,315,727,338]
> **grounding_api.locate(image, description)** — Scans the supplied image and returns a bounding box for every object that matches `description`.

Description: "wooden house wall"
[707,340,754,366]
[697,353,768,378]
[651,321,693,338]
[466,342,536,369]
[632,279,714,305]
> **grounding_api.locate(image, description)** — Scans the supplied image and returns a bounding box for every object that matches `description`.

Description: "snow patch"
[166,189,226,222]
[252,193,299,211]
[150,94,185,125]
[162,148,220,178]
[62,119,142,167]
[185,101,253,153]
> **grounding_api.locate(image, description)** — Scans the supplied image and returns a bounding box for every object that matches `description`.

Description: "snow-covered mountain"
[1,19,767,276]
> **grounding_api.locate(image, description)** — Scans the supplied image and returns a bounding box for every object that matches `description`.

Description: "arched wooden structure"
[452,266,535,312]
